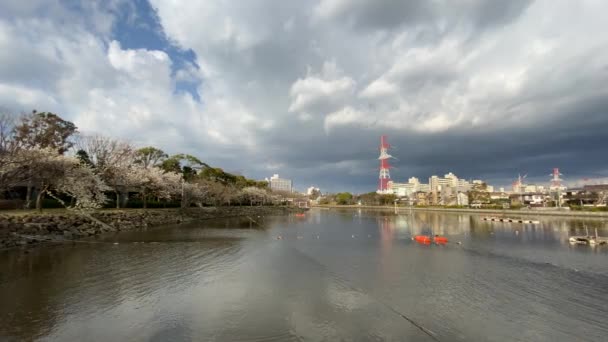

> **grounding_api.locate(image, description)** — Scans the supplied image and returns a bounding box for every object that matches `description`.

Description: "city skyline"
[1,1,608,193]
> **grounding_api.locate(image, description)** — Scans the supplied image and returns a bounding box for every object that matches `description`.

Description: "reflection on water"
[1,211,607,341]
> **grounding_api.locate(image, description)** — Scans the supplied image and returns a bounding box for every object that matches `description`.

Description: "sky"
[1,0,608,193]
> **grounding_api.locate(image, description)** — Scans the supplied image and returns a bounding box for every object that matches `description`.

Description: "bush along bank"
[0,206,300,250]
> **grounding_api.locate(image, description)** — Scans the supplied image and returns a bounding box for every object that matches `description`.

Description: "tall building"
[418,184,431,193]
[389,181,416,197]
[445,172,459,188]
[268,174,292,192]
[429,175,451,191]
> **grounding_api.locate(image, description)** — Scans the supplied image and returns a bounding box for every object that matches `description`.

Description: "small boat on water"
[569,227,608,245]
[295,213,306,218]
[569,236,591,244]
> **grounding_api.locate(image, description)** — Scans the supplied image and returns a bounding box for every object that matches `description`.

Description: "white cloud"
[288,71,355,116]
[358,79,397,99]
[2,0,608,190]
[324,106,371,132]
[0,83,58,110]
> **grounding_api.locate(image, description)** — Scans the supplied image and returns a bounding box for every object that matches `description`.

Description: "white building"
[445,172,459,187]
[458,178,470,188]
[388,182,413,197]
[306,186,320,195]
[429,175,451,192]
[418,184,431,192]
[429,172,473,193]
[457,192,469,206]
[268,174,293,192]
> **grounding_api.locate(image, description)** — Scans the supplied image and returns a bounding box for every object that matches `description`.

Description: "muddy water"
[1,209,607,341]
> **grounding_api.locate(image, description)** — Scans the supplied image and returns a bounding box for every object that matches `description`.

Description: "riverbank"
[313,204,608,218]
[0,206,300,250]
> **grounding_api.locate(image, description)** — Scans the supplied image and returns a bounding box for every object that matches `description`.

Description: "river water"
[1,209,607,341]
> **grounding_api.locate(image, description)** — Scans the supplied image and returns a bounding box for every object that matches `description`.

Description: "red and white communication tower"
[550,168,563,189]
[550,168,564,208]
[377,135,393,193]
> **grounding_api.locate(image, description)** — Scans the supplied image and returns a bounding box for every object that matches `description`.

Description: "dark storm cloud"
[471,0,533,30]
[316,0,534,33]
[316,0,434,31]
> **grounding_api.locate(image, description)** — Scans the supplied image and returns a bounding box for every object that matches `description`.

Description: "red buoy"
[414,235,431,244]
[433,236,448,244]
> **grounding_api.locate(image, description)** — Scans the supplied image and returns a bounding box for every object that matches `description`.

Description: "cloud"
[2,0,608,193]
[324,106,371,132]
[313,0,533,33]
[288,62,356,119]
[313,0,434,31]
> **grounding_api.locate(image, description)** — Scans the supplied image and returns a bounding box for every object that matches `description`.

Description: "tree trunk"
[35,185,46,212]
[116,191,120,209]
[25,181,32,209]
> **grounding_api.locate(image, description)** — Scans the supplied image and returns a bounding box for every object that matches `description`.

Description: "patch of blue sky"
[111,0,201,101]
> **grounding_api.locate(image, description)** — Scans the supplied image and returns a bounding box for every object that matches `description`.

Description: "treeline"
[319,192,397,206]
[0,110,277,210]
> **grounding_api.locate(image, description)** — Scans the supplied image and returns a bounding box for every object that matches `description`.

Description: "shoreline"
[312,205,608,218]
[0,206,300,250]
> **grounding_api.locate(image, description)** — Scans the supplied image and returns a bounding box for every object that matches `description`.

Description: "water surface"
[1,209,607,341]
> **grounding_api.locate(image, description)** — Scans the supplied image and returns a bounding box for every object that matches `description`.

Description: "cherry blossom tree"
[181,181,209,208]
[1,148,108,210]
[75,134,137,208]
[242,186,270,206]
[128,166,182,208]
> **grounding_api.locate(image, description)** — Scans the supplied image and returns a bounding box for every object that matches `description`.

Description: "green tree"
[75,149,94,167]
[12,111,78,208]
[182,166,197,182]
[335,192,353,205]
[199,167,237,184]
[14,110,77,154]
[160,157,181,173]
[135,147,167,168]
[358,192,379,205]
[378,194,397,205]
[160,153,208,180]
[468,182,490,205]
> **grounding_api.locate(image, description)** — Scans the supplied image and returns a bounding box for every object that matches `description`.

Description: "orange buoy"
[433,236,448,244]
[414,235,431,244]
